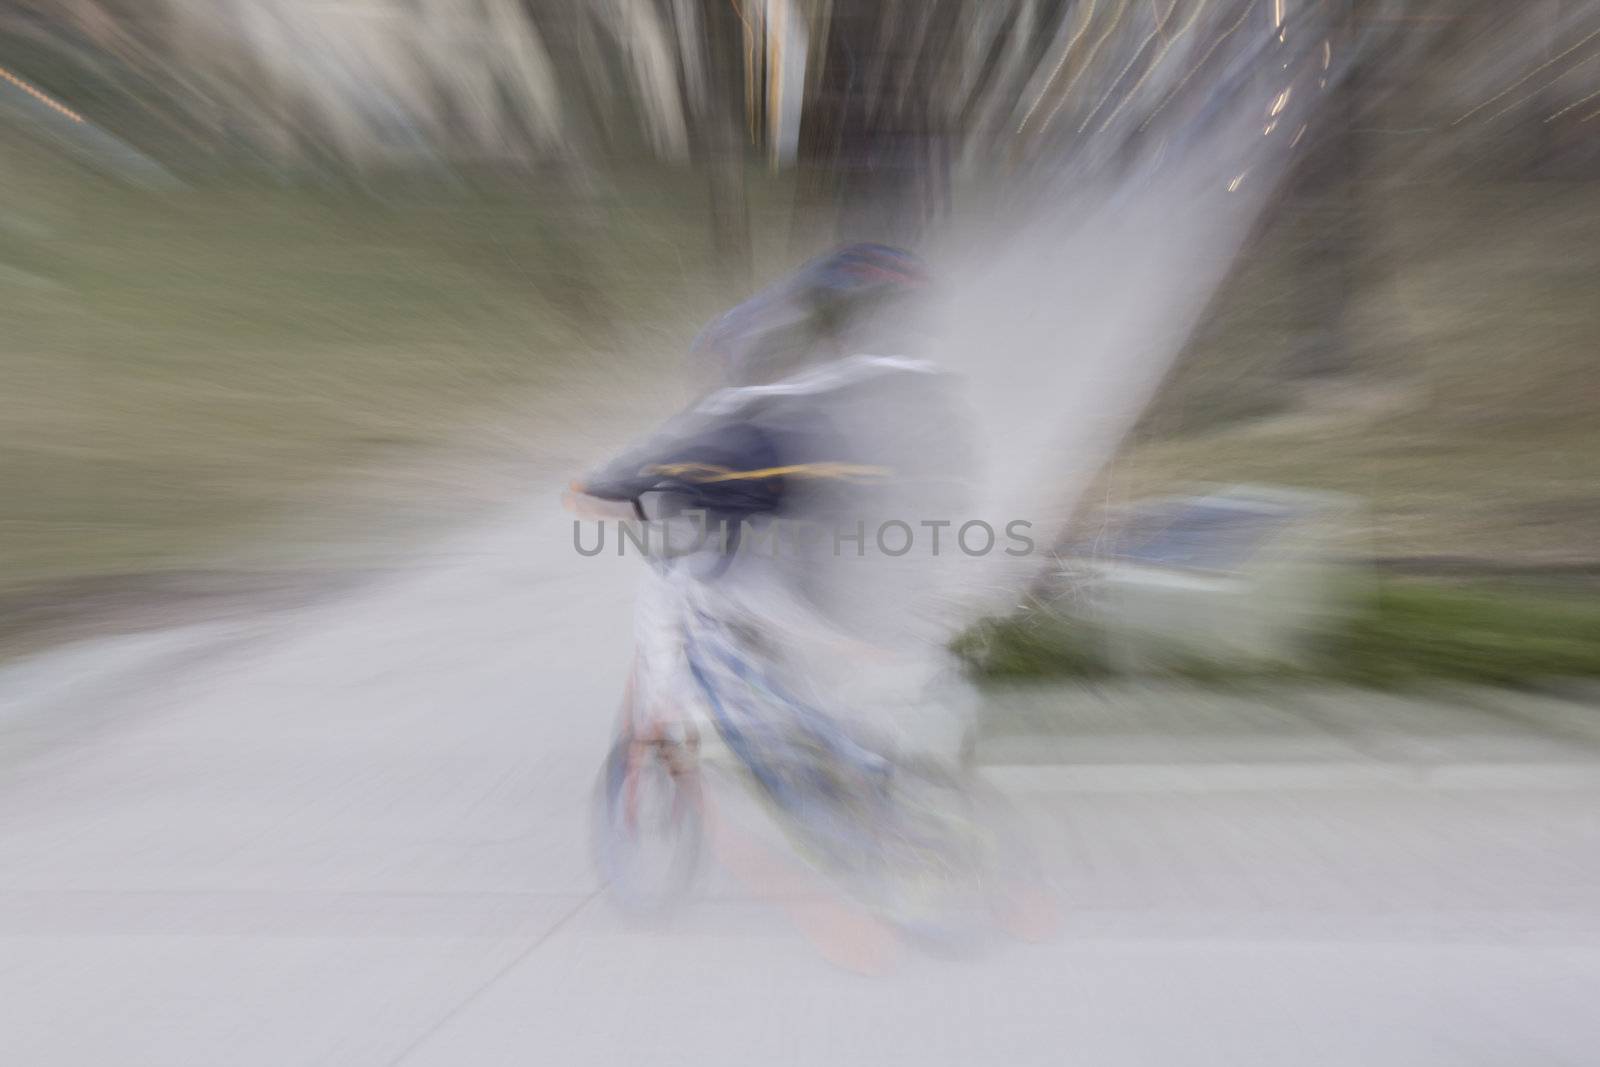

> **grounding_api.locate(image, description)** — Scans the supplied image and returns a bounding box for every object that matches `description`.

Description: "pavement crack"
[387,889,599,1066]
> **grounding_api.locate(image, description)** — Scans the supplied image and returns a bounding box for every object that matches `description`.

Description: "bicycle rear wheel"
[865,761,998,952]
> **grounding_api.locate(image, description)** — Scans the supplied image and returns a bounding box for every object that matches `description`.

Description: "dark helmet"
[792,242,926,340]
[793,242,926,297]
[692,243,926,384]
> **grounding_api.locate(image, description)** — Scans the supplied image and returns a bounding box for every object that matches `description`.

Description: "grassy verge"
[1326,578,1600,688]
[1,123,813,579]
[0,124,817,658]
[954,576,1600,691]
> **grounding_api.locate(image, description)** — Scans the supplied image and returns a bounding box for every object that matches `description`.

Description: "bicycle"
[591,582,1037,950]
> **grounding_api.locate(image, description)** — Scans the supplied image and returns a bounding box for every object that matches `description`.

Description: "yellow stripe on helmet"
[642,461,891,483]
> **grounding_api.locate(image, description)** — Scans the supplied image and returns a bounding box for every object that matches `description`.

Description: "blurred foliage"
[955,577,1600,691]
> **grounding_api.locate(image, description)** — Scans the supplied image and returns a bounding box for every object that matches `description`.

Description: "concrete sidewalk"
[2,501,1598,1065]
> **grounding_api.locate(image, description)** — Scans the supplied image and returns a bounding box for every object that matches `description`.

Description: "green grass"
[1327,579,1600,688]
[954,577,1600,691]
[951,610,1115,683]
[0,127,793,598]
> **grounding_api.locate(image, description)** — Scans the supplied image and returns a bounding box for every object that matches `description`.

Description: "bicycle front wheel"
[590,735,704,918]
